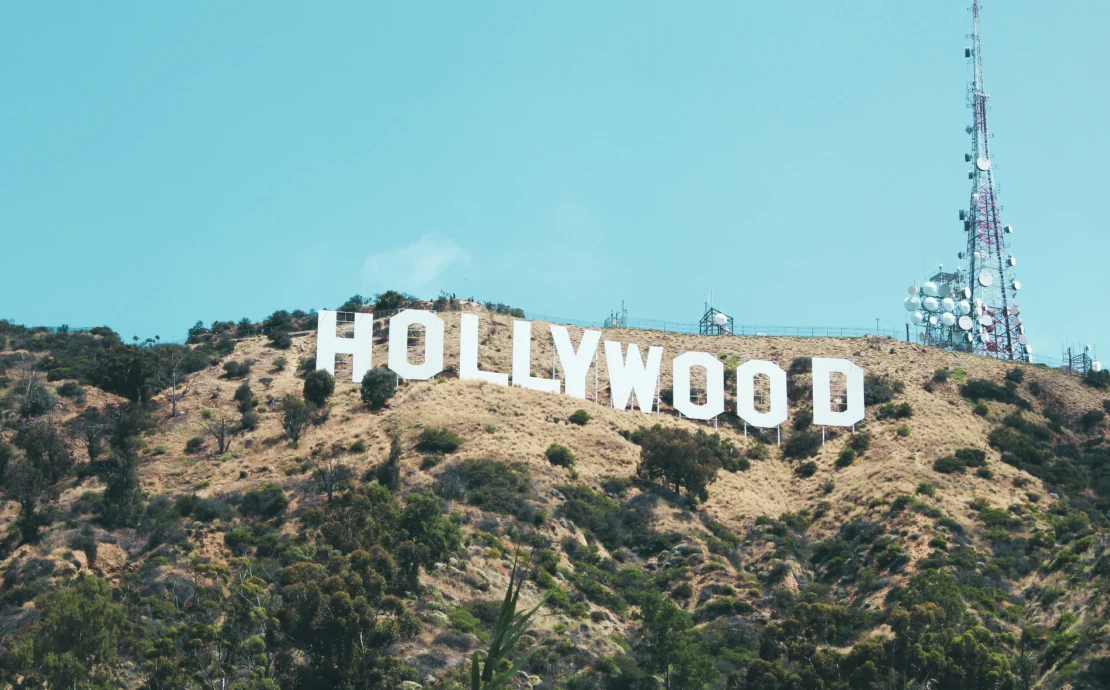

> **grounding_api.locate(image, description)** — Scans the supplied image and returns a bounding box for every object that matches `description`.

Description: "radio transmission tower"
[959,1,1028,361]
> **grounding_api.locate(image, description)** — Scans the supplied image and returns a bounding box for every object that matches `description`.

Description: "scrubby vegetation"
[3,309,1110,689]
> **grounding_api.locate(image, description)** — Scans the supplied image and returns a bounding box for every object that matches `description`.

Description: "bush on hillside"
[864,374,904,406]
[568,409,590,426]
[848,431,871,454]
[434,458,531,516]
[783,430,822,459]
[302,369,335,407]
[360,367,396,410]
[222,360,251,379]
[794,461,818,478]
[545,443,575,468]
[933,456,966,474]
[877,402,914,420]
[836,449,855,468]
[418,427,463,453]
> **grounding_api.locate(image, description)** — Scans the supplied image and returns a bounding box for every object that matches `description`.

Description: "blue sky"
[1,2,1106,360]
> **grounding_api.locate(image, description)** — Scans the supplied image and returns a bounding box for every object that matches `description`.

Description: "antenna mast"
[962,1,1028,361]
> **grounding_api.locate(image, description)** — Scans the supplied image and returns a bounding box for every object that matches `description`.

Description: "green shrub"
[222,360,251,379]
[792,410,813,431]
[20,381,55,417]
[56,381,86,400]
[359,367,396,410]
[745,443,769,461]
[975,467,994,479]
[961,379,1028,408]
[224,527,253,553]
[783,430,822,459]
[954,448,986,467]
[302,369,335,407]
[434,459,531,516]
[973,402,989,416]
[864,374,904,406]
[1079,409,1105,431]
[848,431,871,454]
[933,456,966,474]
[1085,369,1110,389]
[418,427,463,453]
[896,425,911,437]
[545,443,575,468]
[877,402,913,420]
[932,368,949,384]
[239,483,288,517]
[794,461,818,478]
[239,410,260,431]
[421,455,442,470]
[916,482,935,497]
[185,436,205,454]
[836,449,855,468]
[568,409,590,426]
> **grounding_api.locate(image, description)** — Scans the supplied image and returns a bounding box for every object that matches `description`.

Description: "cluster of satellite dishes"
[901,272,1029,351]
[904,281,975,337]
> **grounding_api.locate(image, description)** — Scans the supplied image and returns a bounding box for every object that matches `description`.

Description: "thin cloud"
[361,234,471,293]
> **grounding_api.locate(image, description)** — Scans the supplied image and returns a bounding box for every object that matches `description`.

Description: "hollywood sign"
[315,309,865,428]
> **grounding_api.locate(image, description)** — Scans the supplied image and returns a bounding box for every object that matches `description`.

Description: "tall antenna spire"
[963,1,1028,361]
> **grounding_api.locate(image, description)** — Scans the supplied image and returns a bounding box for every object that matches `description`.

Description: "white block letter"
[460,313,509,386]
[736,360,788,428]
[551,325,601,399]
[512,320,560,394]
[673,352,725,421]
[812,358,865,427]
[387,309,444,380]
[316,309,374,382]
[605,341,663,414]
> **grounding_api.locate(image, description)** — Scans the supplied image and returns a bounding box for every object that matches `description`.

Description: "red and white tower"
[961,1,1028,361]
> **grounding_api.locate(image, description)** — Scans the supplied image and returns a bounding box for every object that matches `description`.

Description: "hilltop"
[1,299,1109,689]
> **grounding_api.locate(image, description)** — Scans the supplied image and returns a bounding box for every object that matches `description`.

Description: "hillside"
[1,302,1110,689]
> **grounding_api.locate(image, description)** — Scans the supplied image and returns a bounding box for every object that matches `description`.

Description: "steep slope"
[1,307,1109,689]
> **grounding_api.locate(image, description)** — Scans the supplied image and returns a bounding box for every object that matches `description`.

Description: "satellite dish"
[976,157,991,171]
[1008,256,1017,266]
[978,272,994,287]
[941,312,957,327]
[911,311,925,325]
[922,281,939,297]
[939,284,952,298]
[979,314,994,327]
[957,300,971,315]
[714,312,728,326]
[965,332,974,343]
[958,315,974,330]
[923,296,940,312]
[1014,316,1022,326]
[940,297,956,313]
[928,315,938,325]
[973,251,982,261]
[1004,224,1013,233]
[1086,344,1092,352]
[961,287,971,299]
[958,251,965,260]
[1018,335,1029,346]
[905,296,921,311]
[908,285,918,296]
[1012,280,1021,290]
[1011,305,1020,315]
[919,334,928,342]
[972,193,980,203]
[1093,362,1104,373]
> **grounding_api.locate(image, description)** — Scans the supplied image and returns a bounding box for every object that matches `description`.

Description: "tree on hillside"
[635,589,718,690]
[3,455,48,543]
[95,449,144,528]
[280,395,312,444]
[201,413,238,454]
[376,434,402,492]
[634,425,727,501]
[303,369,335,408]
[360,367,396,410]
[7,577,125,688]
